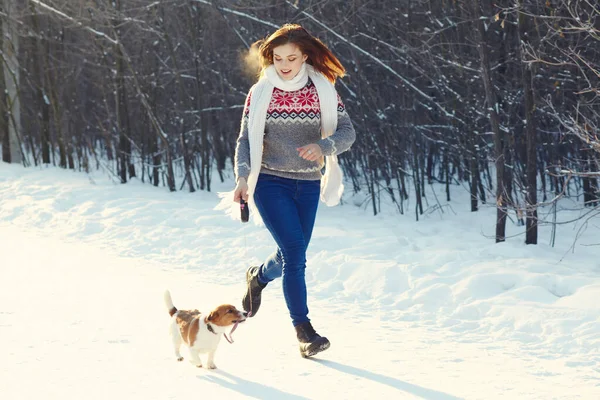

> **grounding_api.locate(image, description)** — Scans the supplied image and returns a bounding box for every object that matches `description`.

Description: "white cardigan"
[216,63,344,225]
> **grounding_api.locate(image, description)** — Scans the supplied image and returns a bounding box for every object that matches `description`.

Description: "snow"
[29,0,118,46]
[0,163,599,399]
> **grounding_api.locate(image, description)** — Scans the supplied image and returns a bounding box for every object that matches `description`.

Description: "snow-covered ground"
[0,163,598,399]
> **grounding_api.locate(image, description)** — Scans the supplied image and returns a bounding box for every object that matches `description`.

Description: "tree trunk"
[467,132,480,212]
[113,0,134,183]
[517,0,538,245]
[412,140,423,219]
[29,3,52,164]
[444,149,451,202]
[583,152,599,207]
[0,17,9,163]
[116,45,128,182]
[2,0,22,164]
[46,27,68,168]
[160,6,194,192]
[469,148,479,212]
[473,0,507,242]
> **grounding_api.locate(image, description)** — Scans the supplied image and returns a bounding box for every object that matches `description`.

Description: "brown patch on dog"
[176,309,201,346]
[168,307,177,317]
[205,304,246,327]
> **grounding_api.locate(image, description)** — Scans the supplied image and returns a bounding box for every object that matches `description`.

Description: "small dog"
[164,290,248,369]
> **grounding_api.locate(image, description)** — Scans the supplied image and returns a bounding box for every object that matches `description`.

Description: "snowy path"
[0,228,593,399]
[0,227,455,399]
[0,165,599,399]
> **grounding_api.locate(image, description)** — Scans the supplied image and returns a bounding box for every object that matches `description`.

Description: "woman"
[231,24,355,358]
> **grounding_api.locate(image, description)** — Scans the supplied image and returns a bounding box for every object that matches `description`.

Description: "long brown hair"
[252,24,345,83]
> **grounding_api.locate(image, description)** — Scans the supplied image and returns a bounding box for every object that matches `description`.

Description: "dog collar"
[206,323,217,335]
[206,320,235,344]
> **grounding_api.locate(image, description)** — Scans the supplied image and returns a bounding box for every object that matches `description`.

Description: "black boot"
[242,266,267,317]
[295,322,330,358]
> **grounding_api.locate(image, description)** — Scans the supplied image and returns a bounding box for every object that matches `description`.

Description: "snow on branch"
[559,170,600,177]
[29,0,118,45]
[183,105,244,114]
[547,101,600,153]
[192,0,279,29]
[285,1,466,126]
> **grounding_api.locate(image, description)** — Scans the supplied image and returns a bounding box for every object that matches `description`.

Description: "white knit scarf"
[216,63,344,225]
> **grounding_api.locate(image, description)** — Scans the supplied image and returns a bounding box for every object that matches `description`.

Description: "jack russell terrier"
[164,290,248,369]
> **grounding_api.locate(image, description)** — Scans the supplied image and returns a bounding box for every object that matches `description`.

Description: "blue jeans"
[253,173,320,327]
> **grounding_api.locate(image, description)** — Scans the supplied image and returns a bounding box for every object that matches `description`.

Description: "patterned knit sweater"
[234,79,356,181]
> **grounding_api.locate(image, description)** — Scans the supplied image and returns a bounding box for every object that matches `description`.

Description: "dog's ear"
[208,310,218,321]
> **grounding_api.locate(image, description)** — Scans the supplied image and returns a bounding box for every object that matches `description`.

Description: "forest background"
[1,0,599,245]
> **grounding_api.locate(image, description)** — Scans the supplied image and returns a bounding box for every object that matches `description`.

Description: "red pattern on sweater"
[244,80,345,120]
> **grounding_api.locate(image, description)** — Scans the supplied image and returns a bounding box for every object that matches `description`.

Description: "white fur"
[164,290,246,369]
[163,290,175,310]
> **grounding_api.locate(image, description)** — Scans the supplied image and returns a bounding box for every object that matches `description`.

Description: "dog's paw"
[189,358,202,368]
[206,362,217,369]
[176,357,184,362]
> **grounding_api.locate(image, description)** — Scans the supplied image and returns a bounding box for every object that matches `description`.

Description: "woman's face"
[272,43,308,80]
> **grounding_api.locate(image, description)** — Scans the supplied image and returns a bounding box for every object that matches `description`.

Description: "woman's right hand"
[233,177,249,203]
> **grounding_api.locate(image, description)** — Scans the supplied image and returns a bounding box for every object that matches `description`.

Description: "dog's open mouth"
[224,318,246,344]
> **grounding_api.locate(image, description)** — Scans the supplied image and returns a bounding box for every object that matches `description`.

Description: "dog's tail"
[164,290,178,317]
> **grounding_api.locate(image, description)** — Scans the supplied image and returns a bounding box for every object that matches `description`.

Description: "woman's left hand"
[297,144,323,162]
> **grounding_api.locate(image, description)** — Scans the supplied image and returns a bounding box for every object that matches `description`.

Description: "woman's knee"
[281,260,307,277]
[280,244,306,269]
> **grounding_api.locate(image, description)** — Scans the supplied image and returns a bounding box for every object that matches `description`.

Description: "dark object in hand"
[240,199,249,223]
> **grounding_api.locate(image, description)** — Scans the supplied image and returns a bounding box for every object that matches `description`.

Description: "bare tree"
[1,0,22,164]
[473,0,508,242]
[516,0,538,244]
